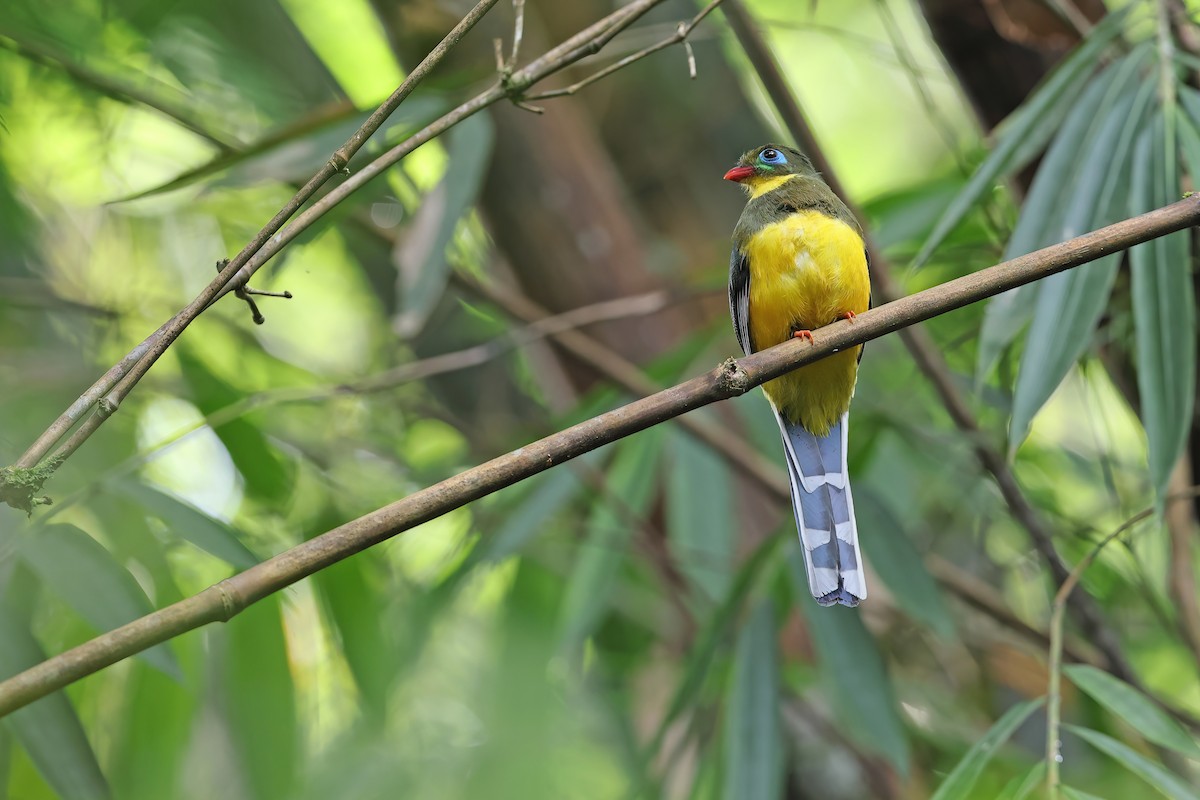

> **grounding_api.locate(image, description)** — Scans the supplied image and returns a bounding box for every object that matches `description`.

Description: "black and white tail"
[774,410,866,607]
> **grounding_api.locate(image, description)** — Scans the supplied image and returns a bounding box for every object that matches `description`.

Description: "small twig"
[0,197,1197,718]
[1045,485,1200,795]
[524,0,726,101]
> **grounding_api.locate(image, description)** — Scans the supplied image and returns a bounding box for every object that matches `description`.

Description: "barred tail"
[774,410,866,607]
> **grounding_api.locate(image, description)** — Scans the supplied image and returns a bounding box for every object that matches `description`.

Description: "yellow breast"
[744,209,870,435]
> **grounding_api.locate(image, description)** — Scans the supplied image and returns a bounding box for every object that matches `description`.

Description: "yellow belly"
[744,210,871,435]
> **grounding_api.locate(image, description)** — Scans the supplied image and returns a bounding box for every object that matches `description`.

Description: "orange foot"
[838,310,857,322]
[792,329,814,344]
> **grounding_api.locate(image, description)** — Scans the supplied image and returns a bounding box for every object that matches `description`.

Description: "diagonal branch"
[0,197,1196,718]
[721,0,1137,685]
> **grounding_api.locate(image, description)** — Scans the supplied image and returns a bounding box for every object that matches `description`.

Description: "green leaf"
[1006,71,1153,448]
[223,595,298,800]
[1129,111,1195,503]
[114,480,258,569]
[855,489,953,636]
[558,430,663,649]
[997,762,1046,800]
[477,458,588,563]
[722,598,782,800]
[667,431,734,602]
[1062,788,1108,800]
[929,697,1044,800]
[1067,724,1200,800]
[19,523,179,678]
[789,546,909,770]
[313,551,391,724]
[0,600,110,799]
[109,663,197,800]
[912,8,1130,268]
[392,112,494,338]
[646,534,782,758]
[176,345,293,504]
[1064,664,1200,757]
[111,96,443,201]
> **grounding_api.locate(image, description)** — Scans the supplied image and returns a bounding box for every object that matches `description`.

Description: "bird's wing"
[728,247,753,355]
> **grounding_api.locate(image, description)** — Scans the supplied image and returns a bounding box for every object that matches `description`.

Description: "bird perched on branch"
[725,144,871,607]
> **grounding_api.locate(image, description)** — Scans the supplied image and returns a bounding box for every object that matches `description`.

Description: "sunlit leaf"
[1067,724,1200,800]
[223,595,298,800]
[789,546,909,770]
[929,697,1044,800]
[667,430,734,602]
[20,523,179,678]
[558,429,663,649]
[1129,111,1195,503]
[855,489,953,636]
[392,112,494,338]
[722,598,782,800]
[0,600,110,799]
[1006,69,1152,448]
[912,8,1130,268]
[114,480,258,569]
[176,344,294,504]
[1064,665,1200,757]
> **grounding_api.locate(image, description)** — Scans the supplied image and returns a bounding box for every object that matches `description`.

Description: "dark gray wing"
[729,247,753,355]
[859,247,871,364]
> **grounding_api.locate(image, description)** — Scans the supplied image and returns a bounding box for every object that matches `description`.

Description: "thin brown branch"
[722,0,1137,686]
[0,197,1196,718]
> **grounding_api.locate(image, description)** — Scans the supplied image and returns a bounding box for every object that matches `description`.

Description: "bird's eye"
[759,148,787,165]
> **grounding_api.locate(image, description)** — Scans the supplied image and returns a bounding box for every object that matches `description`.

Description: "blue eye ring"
[758,148,787,165]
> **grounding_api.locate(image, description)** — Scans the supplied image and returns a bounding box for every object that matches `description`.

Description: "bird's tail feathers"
[774,410,866,607]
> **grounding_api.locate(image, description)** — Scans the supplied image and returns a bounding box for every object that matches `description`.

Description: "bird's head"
[723,144,816,195]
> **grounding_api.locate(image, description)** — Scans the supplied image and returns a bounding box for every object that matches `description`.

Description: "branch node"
[0,462,59,514]
[97,396,119,416]
[213,579,244,622]
[717,357,751,395]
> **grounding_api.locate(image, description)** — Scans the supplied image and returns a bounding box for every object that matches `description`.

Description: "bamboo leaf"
[223,595,299,800]
[0,599,110,799]
[1062,788,1108,800]
[912,8,1130,268]
[1064,665,1200,757]
[1067,725,1200,800]
[114,480,258,569]
[722,598,782,800]
[1006,72,1153,448]
[977,50,1148,382]
[558,429,663,649]
[789,546,909,770]
[997,762,1046,800]
[20,523,179,678]
[392,112,494,339]
[667,430,735,602]
[477,457,588,563]
[1129,112,1195,503]
[929,697,1044,800]
[855,489,953,637]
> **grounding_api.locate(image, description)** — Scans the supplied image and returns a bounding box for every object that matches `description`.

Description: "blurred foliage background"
[2,0,1200,797]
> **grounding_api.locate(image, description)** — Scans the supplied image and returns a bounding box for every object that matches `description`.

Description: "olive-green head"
[723,144,818,195]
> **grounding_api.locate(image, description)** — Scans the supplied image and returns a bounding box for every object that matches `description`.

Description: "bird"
[724,144,871,607]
